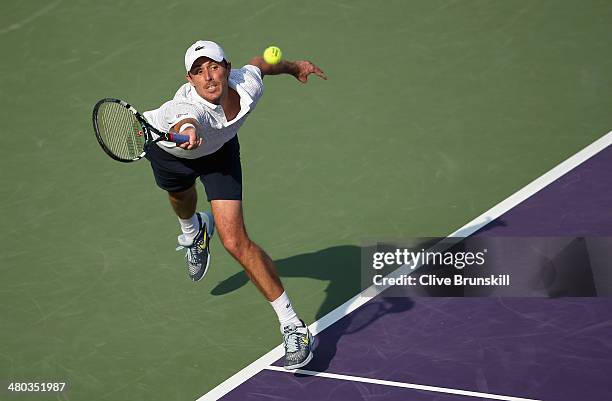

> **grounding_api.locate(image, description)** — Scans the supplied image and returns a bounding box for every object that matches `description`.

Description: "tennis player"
[142,40,327,369]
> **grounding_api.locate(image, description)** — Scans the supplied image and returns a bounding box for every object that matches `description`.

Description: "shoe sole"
[284,334,317,370]
[191,252,211,282]
[191,212,215,282]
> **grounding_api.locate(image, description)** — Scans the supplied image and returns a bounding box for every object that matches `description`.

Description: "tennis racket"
[92,98,190,163]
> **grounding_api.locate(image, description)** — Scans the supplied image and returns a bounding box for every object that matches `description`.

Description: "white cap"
[184,40,227,72]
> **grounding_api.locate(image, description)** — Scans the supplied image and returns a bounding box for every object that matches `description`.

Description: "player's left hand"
[293,60,327,83]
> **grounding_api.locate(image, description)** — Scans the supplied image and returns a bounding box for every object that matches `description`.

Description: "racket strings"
[96,102,145,160]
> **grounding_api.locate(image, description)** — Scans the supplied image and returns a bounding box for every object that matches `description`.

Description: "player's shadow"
[211,219,511,370]
[212,245,364,319]
[211,245,415,371]
[303,296,414,373]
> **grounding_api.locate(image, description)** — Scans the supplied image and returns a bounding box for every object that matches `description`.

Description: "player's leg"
[200,136,315,369]
[210,199,283,301]
[168,185,214,281]
[198,137,291,303]
[168,185,197,219]
[144,143,213,281]
[211,199,315,369]
[169,185,199,242]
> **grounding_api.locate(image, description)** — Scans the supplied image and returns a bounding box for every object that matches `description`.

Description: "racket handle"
[167,132,190,144]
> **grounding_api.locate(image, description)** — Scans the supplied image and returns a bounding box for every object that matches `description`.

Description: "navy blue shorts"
[145,135,242,201]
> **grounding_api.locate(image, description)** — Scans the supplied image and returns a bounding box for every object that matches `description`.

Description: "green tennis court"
[1,1,611,400]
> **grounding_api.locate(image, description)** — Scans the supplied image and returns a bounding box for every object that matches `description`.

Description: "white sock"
[178,214,199,240]
[270,291,301,328]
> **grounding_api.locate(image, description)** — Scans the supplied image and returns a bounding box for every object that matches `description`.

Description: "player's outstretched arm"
[249,57,327,83]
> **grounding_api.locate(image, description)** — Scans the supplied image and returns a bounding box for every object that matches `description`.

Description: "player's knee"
[169,187,194,199]
[221,234,249,258]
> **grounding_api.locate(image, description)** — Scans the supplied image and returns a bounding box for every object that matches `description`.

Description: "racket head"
[92,98,149,162]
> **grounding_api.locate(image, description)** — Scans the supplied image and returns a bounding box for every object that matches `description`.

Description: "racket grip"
[167,132,190,144]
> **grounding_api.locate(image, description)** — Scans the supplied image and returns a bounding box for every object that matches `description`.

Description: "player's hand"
[178,126,203,150]
[293,60,327,83]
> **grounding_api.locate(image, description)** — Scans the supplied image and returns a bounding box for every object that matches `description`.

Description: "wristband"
[179,123,195,133]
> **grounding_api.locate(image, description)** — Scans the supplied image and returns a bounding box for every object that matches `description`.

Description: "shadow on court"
[212,245,415,371]
[211,218,503,312]
[212,245,364,320]
[302,296,414,373]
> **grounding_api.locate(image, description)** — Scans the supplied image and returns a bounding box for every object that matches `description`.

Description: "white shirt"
[143,65,264,159]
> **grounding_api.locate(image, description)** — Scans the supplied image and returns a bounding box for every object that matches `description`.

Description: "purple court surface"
[216,143,612,401]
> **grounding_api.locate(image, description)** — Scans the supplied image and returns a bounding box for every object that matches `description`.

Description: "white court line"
[197,131,612,401]
[265,365,542,401]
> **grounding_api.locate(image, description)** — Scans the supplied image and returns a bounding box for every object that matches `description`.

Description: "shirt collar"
[186,73,252,124]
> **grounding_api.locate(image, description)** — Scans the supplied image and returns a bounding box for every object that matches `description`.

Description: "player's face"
[187,57,231,104]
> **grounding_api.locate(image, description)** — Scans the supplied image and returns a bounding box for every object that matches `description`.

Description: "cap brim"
[186,52,224,71]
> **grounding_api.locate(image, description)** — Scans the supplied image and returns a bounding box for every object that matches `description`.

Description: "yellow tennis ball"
[263,46,282,65]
